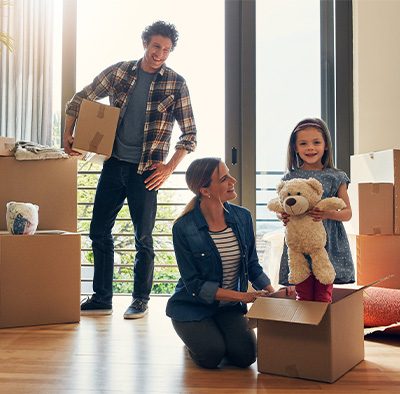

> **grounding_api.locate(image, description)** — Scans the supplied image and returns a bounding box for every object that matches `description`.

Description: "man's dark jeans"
[89,157,157,304]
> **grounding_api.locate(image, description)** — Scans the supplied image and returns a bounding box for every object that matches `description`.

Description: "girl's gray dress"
[278,168,355,286]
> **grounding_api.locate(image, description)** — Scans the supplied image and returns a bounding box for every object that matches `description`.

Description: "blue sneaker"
[80,296,112,315]
[123,298,148,319]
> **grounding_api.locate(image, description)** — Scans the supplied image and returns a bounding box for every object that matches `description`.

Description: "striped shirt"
[65,60,197,174]
[209,227,241,291]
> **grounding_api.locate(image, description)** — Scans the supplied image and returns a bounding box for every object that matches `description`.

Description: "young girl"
[278,118,355,302]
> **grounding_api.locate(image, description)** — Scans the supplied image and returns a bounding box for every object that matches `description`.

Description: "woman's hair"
[286,117,335,171]
[141,21,179,51]
[176,157,222,220]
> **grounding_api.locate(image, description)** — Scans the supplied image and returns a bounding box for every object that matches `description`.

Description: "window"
[73,0,225,295]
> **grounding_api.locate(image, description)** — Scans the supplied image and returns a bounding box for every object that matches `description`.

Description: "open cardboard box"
[247,285,371,383]
[0,157,77,232]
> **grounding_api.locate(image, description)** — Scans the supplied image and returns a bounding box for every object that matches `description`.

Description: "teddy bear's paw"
[314,266,336,285]
[289,270,311,285]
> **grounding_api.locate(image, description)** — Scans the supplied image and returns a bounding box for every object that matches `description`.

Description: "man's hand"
[63,132,80,156]
[63,114,80,156]
[144,162,173,190]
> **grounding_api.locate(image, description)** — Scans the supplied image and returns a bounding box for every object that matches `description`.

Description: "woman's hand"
[241,290,271,304]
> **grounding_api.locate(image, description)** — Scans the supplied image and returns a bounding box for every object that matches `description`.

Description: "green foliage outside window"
[78,162,181,295]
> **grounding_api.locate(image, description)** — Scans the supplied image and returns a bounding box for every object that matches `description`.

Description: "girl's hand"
[277,212,290,226]
[308,207,330,221]
[285,286,296,296]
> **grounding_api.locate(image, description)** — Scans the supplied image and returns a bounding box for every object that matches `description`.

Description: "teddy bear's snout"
[286,198,297,207]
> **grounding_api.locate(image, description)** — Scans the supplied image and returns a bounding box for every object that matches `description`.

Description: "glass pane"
[76,0,225,167]
[256,0,321,287]
[75,0,225,295]
[52,1,63,146]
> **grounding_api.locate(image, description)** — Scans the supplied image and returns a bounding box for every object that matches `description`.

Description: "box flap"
[356,274,395,293]
[247,297,329,325]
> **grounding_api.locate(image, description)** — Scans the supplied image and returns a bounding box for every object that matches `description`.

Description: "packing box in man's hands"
[247,286,366,383]
[72,99,120,161]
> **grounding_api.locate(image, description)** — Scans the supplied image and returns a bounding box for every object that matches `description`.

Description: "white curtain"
[0,0,54,145]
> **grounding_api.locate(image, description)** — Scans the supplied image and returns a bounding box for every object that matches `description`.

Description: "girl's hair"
[286,117,335,171]
[176,157,222,220]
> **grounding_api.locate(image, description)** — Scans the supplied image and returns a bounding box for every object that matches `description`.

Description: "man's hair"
[141,21,179,51]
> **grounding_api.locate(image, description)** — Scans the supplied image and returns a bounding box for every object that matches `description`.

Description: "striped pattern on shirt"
[209,226,241,291]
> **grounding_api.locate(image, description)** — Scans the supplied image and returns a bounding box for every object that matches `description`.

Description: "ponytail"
[175,196,198,222]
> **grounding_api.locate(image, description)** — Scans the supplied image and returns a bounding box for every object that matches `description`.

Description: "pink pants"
[295,274,333,303]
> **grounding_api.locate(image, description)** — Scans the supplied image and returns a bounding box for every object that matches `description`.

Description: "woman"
[166,158,275,369]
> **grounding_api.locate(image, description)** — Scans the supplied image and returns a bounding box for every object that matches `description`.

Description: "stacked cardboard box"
[0,156,81,328]
[0,137,15,156]
[347,149,400,289]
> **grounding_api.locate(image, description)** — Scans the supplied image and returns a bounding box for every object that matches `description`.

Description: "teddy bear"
[267,177,346,286]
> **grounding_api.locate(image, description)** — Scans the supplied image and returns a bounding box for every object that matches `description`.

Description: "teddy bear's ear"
[306,178,323,195]
[276,181,285,194]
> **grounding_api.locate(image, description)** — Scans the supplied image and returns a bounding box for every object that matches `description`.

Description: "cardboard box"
[0,232,81,328]
[351,149,400,234]
[247,287,365,383]
[73,99,120,160]
[357,235,400,289]
[0,137,15,156]
[346,183,394,234]
[0,157,77,232]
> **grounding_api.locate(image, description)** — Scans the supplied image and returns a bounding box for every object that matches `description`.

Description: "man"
[63,21,197,319]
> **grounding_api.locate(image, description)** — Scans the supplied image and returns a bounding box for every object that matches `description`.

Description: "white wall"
[353,0,400,154]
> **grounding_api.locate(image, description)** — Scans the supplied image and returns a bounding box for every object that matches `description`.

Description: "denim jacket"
[166,200,271,321]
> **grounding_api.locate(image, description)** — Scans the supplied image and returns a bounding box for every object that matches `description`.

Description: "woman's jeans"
[89,158,157,304]
[172,306,256,369]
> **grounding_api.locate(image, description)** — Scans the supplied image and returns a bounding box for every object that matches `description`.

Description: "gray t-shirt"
[112,67,155,163]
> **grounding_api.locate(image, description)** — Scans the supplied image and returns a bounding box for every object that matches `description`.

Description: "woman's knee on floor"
[226,339,256,368]
[188,342,226,369]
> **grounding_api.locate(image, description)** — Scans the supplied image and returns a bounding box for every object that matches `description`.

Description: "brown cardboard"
[0,137,15,156]
[357,235,400,289]
[247,287,365,383]
[351,149,400,234]
[73,99,120,160]
[346,183,394,234]
[0,157,77,232]
[0,232,81,328]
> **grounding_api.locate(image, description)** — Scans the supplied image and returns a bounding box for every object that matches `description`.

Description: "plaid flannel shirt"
[66,60,197,173]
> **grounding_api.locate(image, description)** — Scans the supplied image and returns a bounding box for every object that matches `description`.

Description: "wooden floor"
[0,297,399,394]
